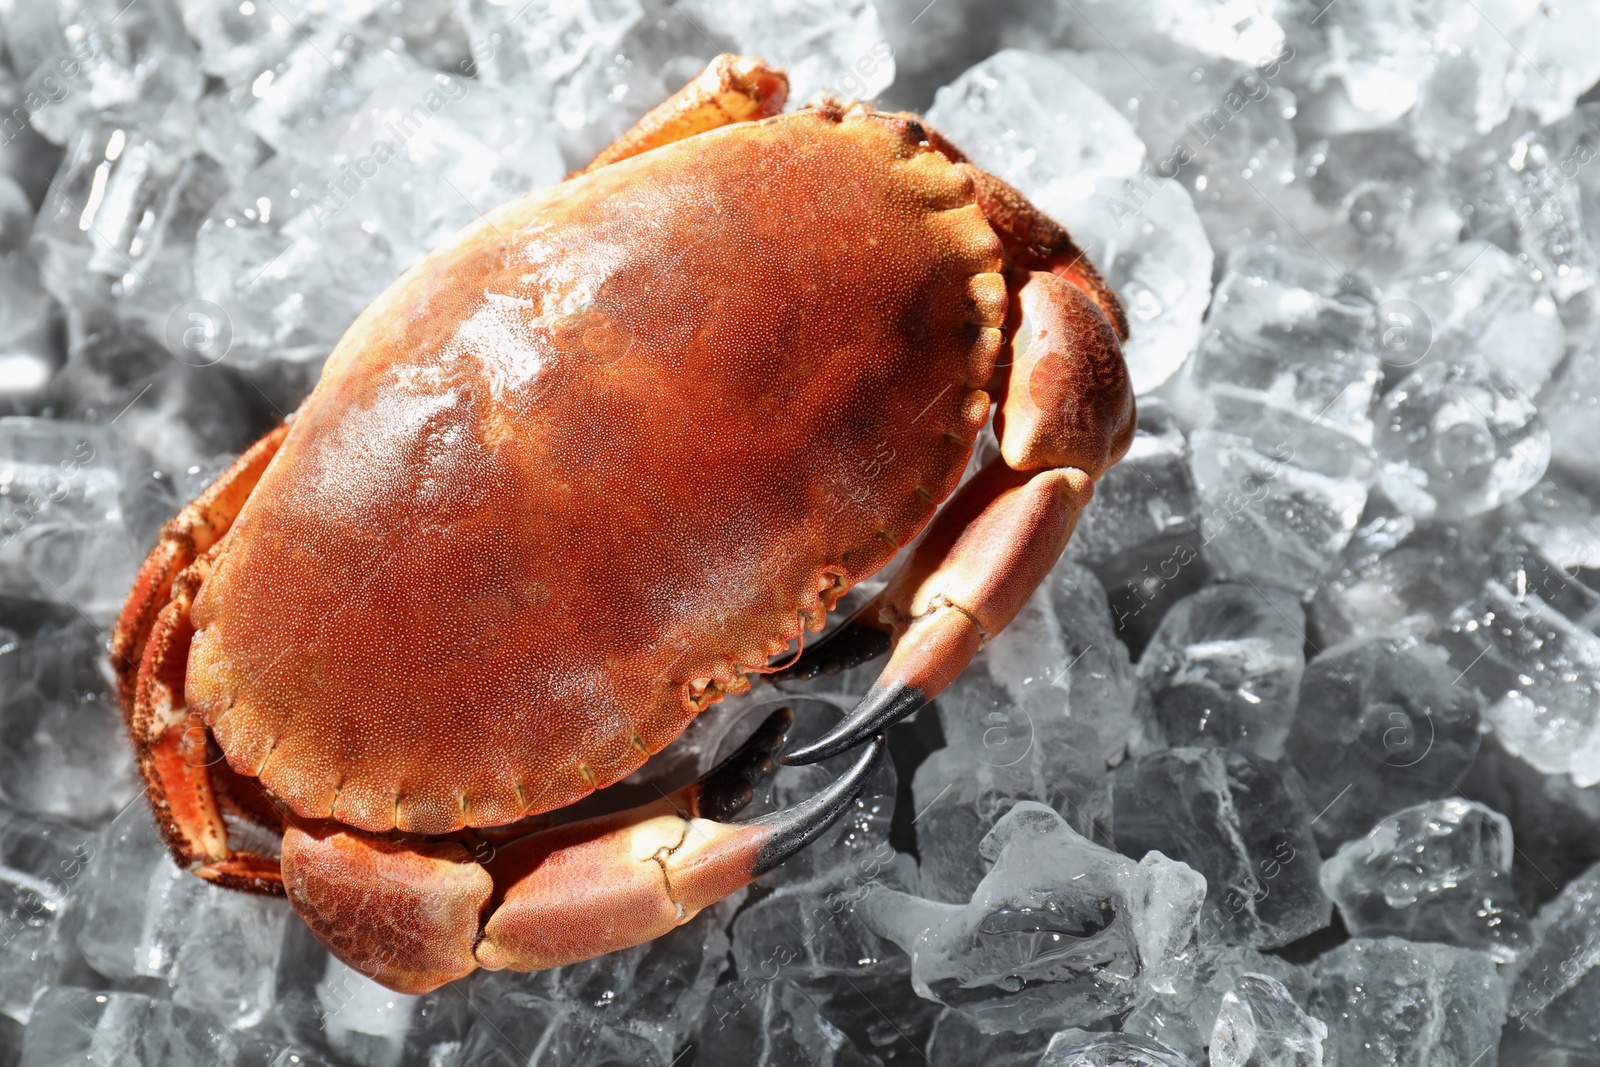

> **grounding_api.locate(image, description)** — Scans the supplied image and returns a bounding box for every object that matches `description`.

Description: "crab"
[111,54,1134,994]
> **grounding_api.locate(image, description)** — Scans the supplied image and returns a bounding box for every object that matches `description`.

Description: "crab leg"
[783,270,1133,765]
[279,709,885,994]
[118,426,291,893]
[112,424,289,710]
[575,53,788,177]
[907,130,1128,343]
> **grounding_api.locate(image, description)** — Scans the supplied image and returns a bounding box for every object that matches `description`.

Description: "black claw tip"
[765,615,892,683]
[750,734,886,876]
[695,707,793,823]
[779,684,926,766]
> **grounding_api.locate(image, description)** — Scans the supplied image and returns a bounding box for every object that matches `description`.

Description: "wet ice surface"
[3,0,1600,1064]
[1110,747,1329,949]
[1318,798,1530,963]
[1210,973,1325,1067]
[1311,938,1507,1067]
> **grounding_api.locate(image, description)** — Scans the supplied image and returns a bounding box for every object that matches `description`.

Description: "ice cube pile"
[1,0,1599,1062]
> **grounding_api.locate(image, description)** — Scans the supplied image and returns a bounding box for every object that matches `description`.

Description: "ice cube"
[80,361,274,478]
[449,990,662,1067]
[1441,556,1600,786]
[275,920,470,1067]
[1459,735,1600,912]
[1308,516,1490,648]
[696,975,890,1067]
[454,0,647,169]
[1186,244,1383,440]
[1279,4,1474,141]
[1018,0,1285,67]
[1376,362,1550,522]
[0,419,141,621]
[940,675,1114,835]
[1129,583,1306,758]
[1070,400,1198,570]
[244,33,425,163]
[1509,859,1600,1048]
[1188,398,1373,596]
[316,958,422,1067]
[1036,1029,1196,1066]
[192,154,402,366]
[1540,325,1600,485]
[1124,942,1315,1059]
[0,178,59,409]
[1495,1024,1600,1067]
[0,613,139,824]
[924,1008,1050,1067]
[873,0,1004,112]
[0,73,62,208]
[17,987,242,1067]
[602,899,736,1060]
[193,88,273,186]
[924,50,1146,221]
[1070,402,1210,656]
[1311,938,1506,1067]
[859,802,1205,1034]
[729,859,911,983]
[919,595,1124,905]
[1287,0,1600,153]
[164,873,289,1031]
[1487,532,1600,636]
[455,902,737,1066]
[1512,473,1600,573]
[1210,972,1326,1067]
[926,49,1209,393]
[0,802,97,1023]
[1067,173,1214,395]
[0,176,37,258]
[779,971,946,1064]
[1286,633,1483,846]
[332,71,564,262]
[194,60,565,370]
[913,711,1112,908]
[1181,246,1384,593]
[1110,747,1330,948]
[664,0,895,109]
[911,747,994,905]
[1511,4,1600,129]
[1378,241,1565,394]
[1319,798,1531,963]
[75,802,288,1030]
[1488,105,1600,304]
[178,0,317,90]
[181,0,470,92]
[1056,50,1310,258]
[463,0,893,170]
[2,0,204,145]
[31,124,230,347]
[981,558,1136,763]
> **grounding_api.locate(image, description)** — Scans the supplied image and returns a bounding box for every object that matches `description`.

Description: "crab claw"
[280,709,884,992]
[475,728,885,973]
[765,612,893,683]
[784,269,1132,767]
[279,826,494,994]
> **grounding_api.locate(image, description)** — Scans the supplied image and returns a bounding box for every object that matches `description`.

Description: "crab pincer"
[780,267,1134,765]
[280,710,884,992]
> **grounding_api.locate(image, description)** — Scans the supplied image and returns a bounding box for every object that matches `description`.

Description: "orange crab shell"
[183,106,1011,837]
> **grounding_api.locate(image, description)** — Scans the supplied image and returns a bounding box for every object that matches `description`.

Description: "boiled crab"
[112,54,1134,994]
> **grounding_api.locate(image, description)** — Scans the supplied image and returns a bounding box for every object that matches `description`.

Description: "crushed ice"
[0,0,1598,1063]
